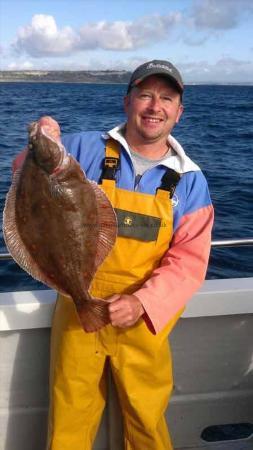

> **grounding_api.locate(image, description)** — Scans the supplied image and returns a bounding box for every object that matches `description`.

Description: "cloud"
[13,14,78,57]
[192,0,253,30]
[8,60,34,70]
[78,13,181,51]
[12,13,182,57]
[77,20,134,51]
[182,34,209,47]
[180,57,253,83]
[11,7,253,60]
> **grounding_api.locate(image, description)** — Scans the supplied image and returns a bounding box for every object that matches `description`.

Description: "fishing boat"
[0,239,253,450]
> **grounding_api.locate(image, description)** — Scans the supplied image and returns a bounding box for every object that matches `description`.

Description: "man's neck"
[124,132,170,160]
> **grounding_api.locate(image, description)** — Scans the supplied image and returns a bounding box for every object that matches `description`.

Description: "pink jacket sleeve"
[135,204,214,334]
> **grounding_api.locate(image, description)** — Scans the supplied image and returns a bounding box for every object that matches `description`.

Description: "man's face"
[124,75,183,145]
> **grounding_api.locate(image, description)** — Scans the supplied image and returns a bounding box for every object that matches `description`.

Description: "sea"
[0,82,253,292]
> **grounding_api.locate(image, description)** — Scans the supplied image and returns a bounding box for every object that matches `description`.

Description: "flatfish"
[3,116,117,332]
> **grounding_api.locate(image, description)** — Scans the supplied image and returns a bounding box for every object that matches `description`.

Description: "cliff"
[0,70,131,84]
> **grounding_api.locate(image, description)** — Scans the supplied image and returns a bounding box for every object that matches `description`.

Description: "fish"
[3,116,117,332]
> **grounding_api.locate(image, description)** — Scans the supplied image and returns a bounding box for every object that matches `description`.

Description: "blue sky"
[0,0,252,83]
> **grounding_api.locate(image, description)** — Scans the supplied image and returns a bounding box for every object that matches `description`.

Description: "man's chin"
[139,130,164,142]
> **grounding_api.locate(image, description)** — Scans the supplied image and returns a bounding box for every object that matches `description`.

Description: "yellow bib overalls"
[47,140,181,450]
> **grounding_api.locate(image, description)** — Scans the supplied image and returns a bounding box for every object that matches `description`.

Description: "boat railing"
[210,238,253,247]
[0,238,253,260]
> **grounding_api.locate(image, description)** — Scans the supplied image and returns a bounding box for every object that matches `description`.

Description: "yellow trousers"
[47,295,178,450]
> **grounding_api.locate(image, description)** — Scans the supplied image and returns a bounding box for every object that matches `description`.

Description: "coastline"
[0,70,131,84]
[0,71,252,85]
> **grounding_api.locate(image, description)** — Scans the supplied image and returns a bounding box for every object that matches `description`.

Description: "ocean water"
[0,82,253,292]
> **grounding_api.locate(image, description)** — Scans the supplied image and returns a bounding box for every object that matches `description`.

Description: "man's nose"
[148,96,161,111]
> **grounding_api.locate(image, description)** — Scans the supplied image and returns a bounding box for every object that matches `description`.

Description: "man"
[15,59,214,449]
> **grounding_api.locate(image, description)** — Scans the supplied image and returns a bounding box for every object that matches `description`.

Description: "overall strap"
[101,138,120,181]
[158,168,181,199]
[101,139,181,199]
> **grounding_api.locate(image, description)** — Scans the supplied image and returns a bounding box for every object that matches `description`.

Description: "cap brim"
[135,71,183,92]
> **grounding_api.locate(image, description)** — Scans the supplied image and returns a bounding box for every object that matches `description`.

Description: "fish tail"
[75,297,110,333]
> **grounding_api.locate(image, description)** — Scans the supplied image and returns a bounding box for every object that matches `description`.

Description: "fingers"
[107,294,121,304]
[110,309,134,328]
[108,299,127,327]
[38,116,61,141]
[108,295,144,328]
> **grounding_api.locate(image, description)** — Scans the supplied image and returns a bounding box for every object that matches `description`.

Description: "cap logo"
[147,62,173,73]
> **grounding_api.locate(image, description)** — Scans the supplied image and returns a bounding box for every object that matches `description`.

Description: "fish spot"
[83,271,91,278]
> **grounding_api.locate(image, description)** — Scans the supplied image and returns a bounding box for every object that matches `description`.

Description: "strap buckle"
[158,169,181,198]
[102,157,120,180]
[105,157,119,169]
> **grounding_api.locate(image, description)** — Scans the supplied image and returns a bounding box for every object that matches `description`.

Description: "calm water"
[0,82,253,292]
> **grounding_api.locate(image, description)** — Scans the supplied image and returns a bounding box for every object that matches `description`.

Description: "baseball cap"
[127,59,184,95]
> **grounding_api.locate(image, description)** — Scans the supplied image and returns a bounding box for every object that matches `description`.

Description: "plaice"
[3,116,117,332]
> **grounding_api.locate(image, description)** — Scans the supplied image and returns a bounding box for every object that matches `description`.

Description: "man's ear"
[176,104,184,124]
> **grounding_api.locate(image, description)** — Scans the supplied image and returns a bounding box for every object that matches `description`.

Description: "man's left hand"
[108,294,144,328]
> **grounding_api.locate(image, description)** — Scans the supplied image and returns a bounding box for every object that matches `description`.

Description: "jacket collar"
[103,123,200,174]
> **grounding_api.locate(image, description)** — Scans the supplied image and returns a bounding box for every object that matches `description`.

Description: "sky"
[0,0,253,83]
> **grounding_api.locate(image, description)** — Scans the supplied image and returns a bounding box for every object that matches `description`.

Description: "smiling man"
[44,60,214,450]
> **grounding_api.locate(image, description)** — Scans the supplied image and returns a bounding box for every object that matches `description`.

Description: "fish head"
[28,119,64,174]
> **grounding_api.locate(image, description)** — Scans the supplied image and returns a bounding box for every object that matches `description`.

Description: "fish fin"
[89,181,117,268]
[76,297,110,332]
[3,170,68,294]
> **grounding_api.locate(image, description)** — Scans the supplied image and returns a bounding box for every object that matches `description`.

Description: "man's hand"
[108,294,144,328]
[12,116,61,174]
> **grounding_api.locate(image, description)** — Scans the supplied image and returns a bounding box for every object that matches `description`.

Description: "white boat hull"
[1,278,253,449]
